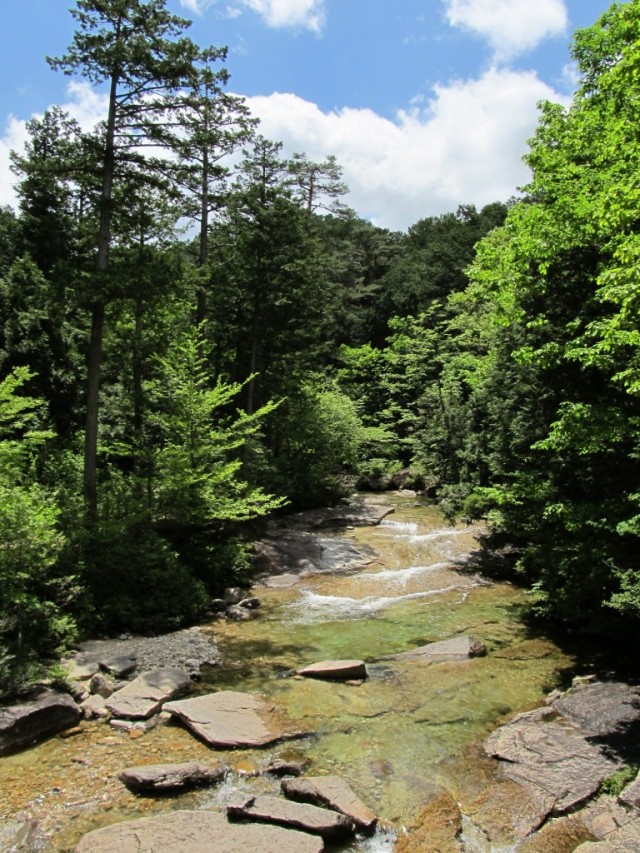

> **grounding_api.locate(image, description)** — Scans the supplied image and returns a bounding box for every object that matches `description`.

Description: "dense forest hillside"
[1,0,639,695]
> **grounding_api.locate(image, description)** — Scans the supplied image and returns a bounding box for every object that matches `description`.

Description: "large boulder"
[388,636,486,662]
[164,691,305,748]
[105,668,191,719]
[119,761,226,792]
[282,776,378,833]
[227,793,354,840]
[75,810,324,853]
[551,680,640,737]
[0,688,80,756]
[485,705,622,818]
[296,660,367,681]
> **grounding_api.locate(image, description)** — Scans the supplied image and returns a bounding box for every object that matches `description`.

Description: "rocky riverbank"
[397,675,640,851]
[2,495,640,851]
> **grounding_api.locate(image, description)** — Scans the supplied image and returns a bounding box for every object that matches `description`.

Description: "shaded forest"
[2,0,640,695]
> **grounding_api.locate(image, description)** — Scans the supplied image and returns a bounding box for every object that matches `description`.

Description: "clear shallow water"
[0,495,575,851]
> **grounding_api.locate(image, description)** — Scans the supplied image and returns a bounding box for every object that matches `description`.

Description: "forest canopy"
[1,0,640,695]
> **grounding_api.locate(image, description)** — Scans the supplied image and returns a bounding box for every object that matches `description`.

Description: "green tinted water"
[0,496,575,851]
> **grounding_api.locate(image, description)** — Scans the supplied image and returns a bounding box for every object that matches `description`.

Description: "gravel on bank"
[74,626,222,674]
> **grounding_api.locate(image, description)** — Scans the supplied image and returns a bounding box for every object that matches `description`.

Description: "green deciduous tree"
[454,0,640,627]
[0,368,76,694]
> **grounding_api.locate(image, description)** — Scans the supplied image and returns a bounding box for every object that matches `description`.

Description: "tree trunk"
[83,69,118,519]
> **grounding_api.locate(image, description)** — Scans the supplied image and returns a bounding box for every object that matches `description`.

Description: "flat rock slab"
[551,680,640,738]
[119,761,226,792]
[574,816,640,851]
[0,688,80,756]
[296,660,368,681]
[620,774,640,808]
[282,776,378,832]
[75,810,324,853]
[253,531,376,584]
[105,668,191,720]
[388,636,487,662]
[100,655,137,678]
[279,501,394,530]
[485,706,621,816]
[164,691,304,748]
[227,793,354,840]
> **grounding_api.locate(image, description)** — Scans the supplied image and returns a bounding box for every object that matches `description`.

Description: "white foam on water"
[286,585,459,624]
[355,825,397,851]
[357,562,450,584]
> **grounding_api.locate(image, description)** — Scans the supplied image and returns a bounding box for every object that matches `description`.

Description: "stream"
[0,494,577,851]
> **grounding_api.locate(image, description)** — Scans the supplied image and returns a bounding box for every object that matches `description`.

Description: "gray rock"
[69,627,222,675]
[105,668,192,720]
[60,652,103,681]
[574,816,640,850]
[388,635,487,662]
[99,655,137,678]
[296,660,368,681]
[80,693,109,719]
[0,688,80,756]
[620,774,640,809]
[164,690,304,748]
[253,530,376,584]
[265,757,310,777]
[119,761,226,792]
[485,705,621,816]
[239,597,262,609]
[74,810,324,853]
[227,793,354,840]
[282,776,378,833]
[0,818,39,851]
[89,672,113,698]
[224,587,247,605]
[226,604,254,621]
[552,680,640,736]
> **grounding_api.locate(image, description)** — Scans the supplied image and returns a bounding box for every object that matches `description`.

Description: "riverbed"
[0,494,576,851]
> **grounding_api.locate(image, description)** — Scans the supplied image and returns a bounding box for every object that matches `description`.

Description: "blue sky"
[0,0,618,231]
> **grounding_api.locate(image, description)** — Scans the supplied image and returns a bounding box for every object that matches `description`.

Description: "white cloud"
[0,117,29,207]
[443,0,568,61]
[1,68,568,232]
[246,67,568,230]
[0,82,108,209]
[180,0,206,13]
[180,0,325,32]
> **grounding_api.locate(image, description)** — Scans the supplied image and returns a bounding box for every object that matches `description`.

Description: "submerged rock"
[296,660,368,681]
[119,761,226,792]
[282,776,378,833]
[74,810,324,853]
[0,688,80,756]
[164,690,305,748]
[264,756,310,777]
[227,793,354,840]
[394,783,462,852]
[105,668,192,719]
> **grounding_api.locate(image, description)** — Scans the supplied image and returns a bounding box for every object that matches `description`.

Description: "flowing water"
[0,495,576,851]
